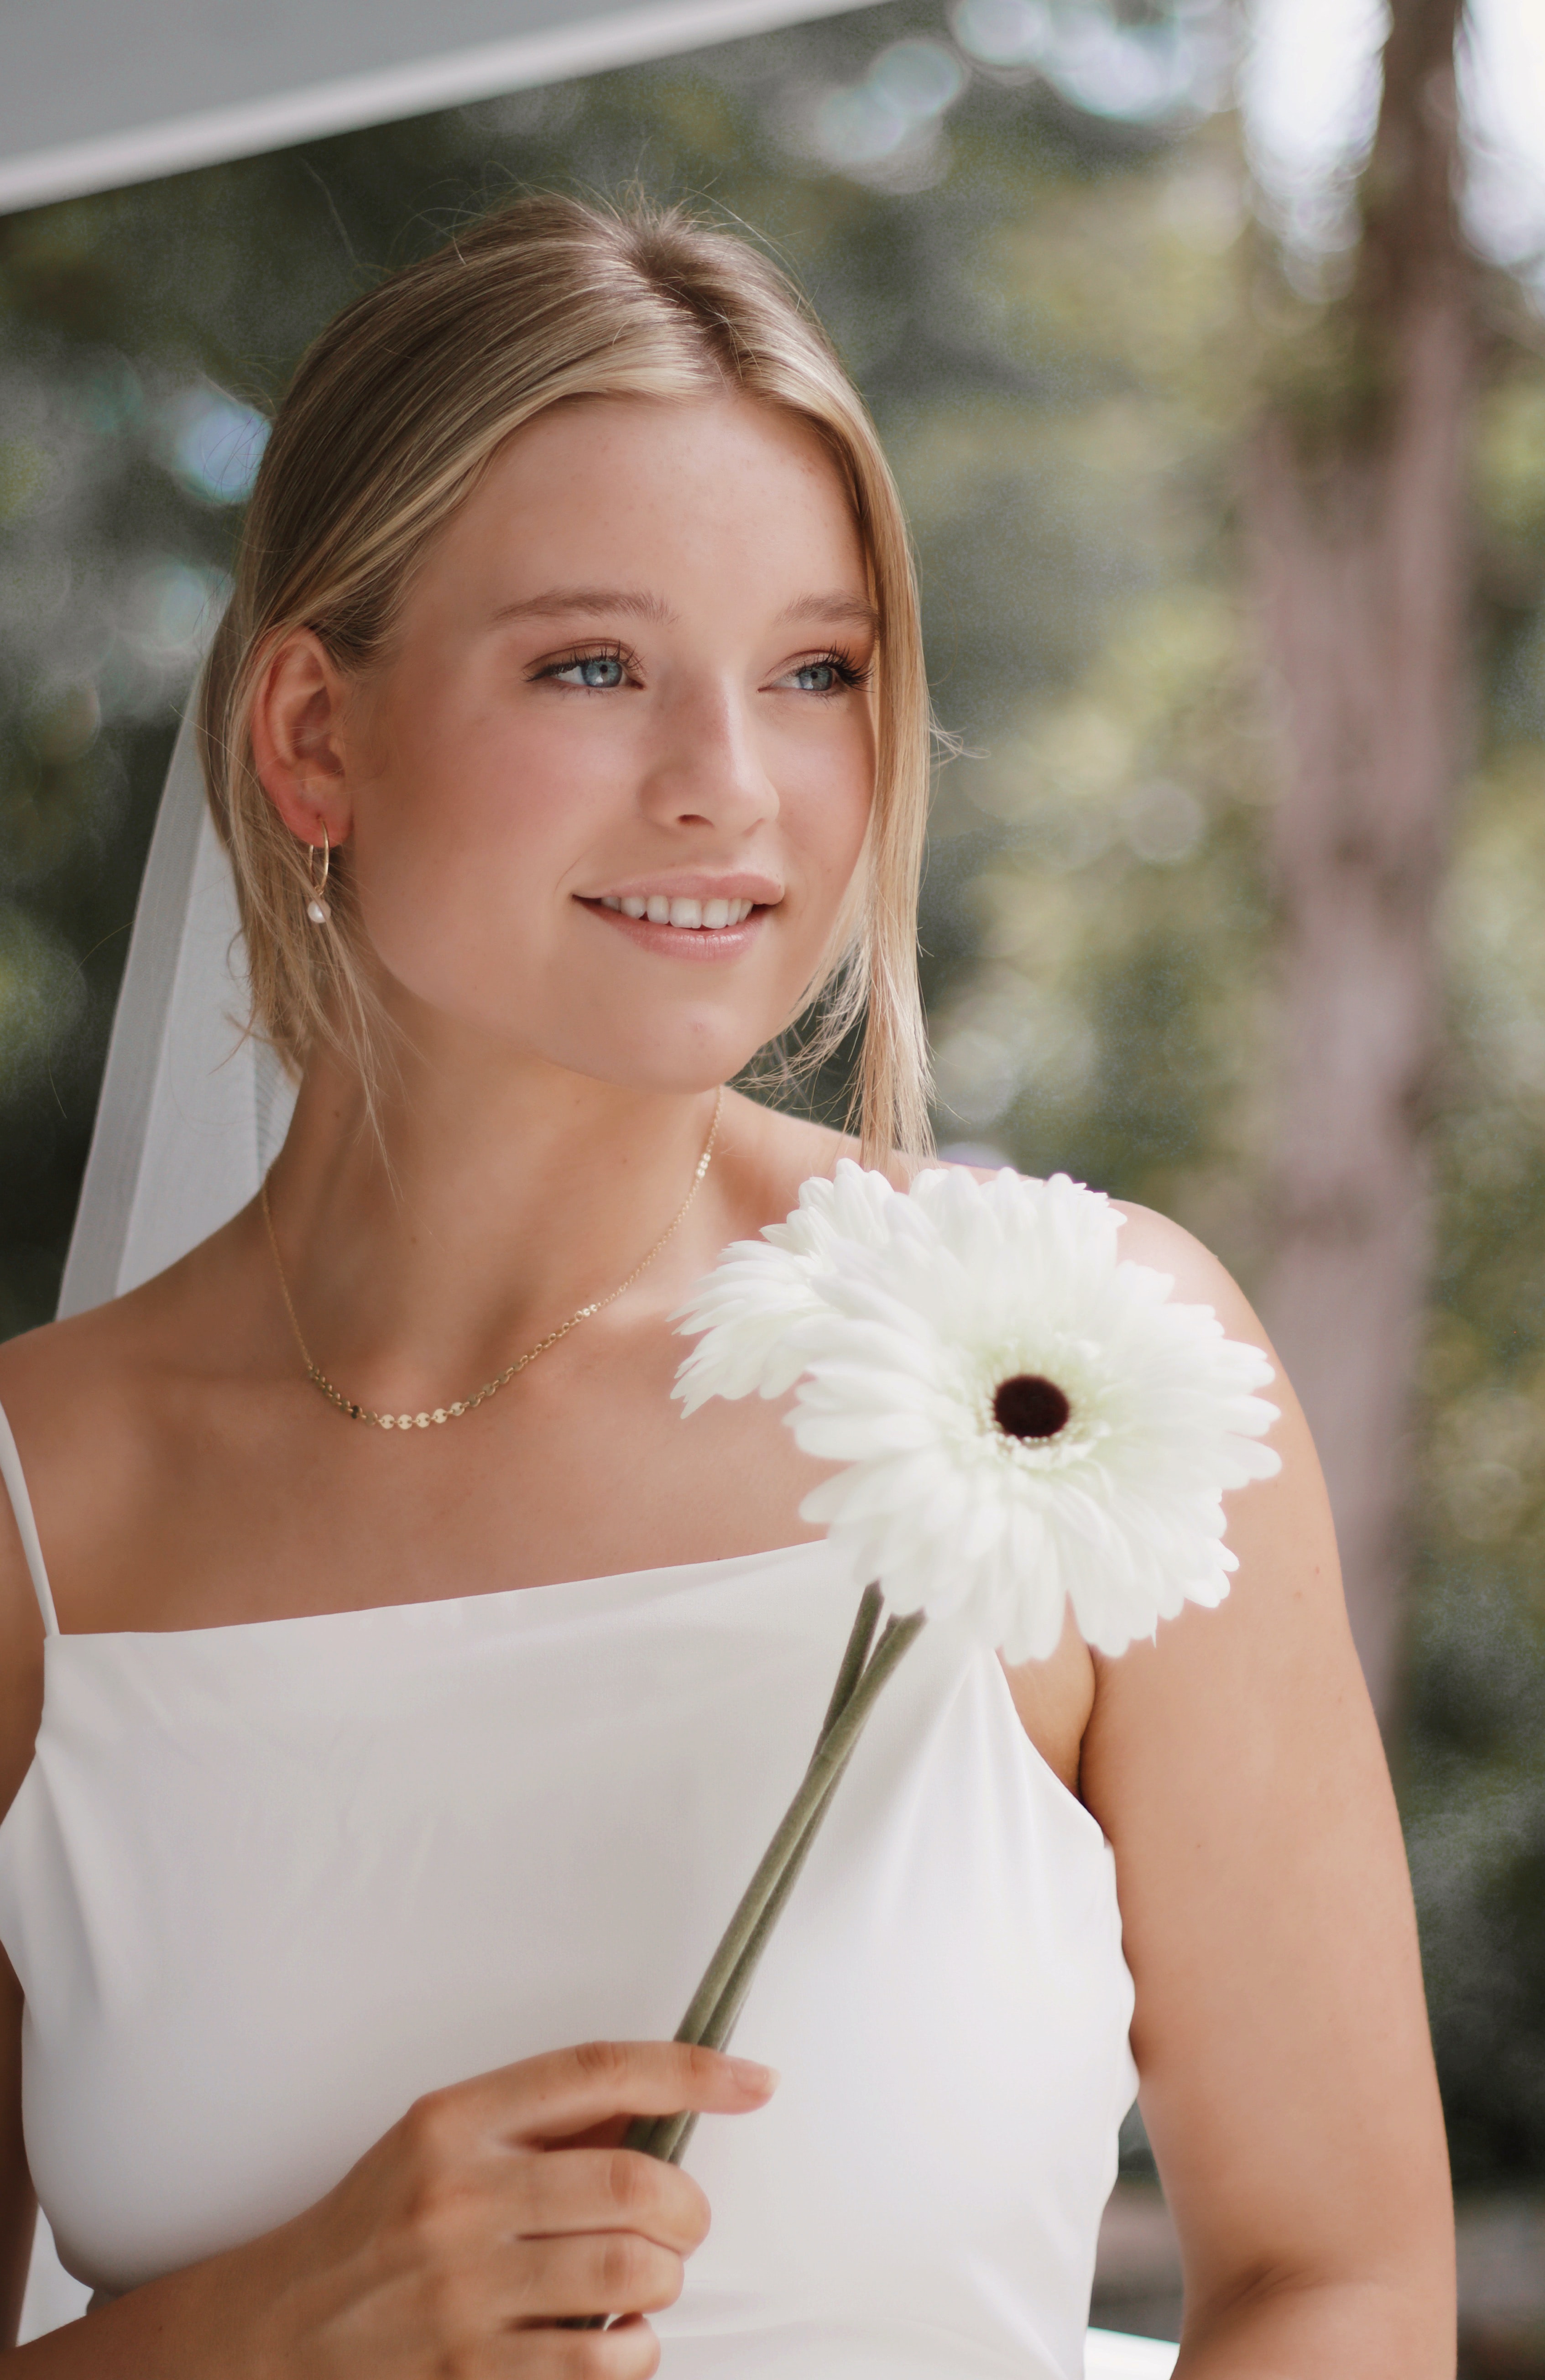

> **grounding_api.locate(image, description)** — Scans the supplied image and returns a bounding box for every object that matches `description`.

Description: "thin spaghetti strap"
[0,1403,60,1638]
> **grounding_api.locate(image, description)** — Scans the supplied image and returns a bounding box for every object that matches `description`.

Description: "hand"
[231,2040,778,2377]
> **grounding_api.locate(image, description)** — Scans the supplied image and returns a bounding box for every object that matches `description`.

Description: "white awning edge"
[0,0,884,217]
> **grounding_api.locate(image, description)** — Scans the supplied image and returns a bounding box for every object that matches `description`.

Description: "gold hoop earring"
[305,828,332,927]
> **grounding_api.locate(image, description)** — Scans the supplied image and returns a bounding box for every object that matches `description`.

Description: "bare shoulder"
[0,1214,264,1625]
[0,1292,159,1541]
[0,1306,148,1820]
[0,1266,184,1477]
[1081,1191,1337,1760]
[0,1291,167,1656]
[1109,1196,1264,1337]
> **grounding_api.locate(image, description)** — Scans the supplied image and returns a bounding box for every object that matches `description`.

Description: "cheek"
[346,707,594,1001]
[779,715,876,905]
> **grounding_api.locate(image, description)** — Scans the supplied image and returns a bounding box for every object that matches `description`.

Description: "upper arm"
[0,1953,34,2348]
[0,1366,50,2344]
[0,1357,50,1822]
[1080,1206,1452,2341]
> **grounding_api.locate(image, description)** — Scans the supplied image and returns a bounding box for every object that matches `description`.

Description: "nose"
[638,675,779,838]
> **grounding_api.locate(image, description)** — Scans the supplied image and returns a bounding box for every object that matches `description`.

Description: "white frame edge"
[0,0,886,214]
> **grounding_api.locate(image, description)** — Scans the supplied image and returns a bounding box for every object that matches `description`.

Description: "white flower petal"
[676,1160,1281,1660]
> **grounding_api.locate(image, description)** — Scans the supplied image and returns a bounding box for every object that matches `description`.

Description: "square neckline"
[46,1537,838,1648]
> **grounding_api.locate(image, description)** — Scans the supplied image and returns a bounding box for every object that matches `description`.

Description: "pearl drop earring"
[306,828,332,926]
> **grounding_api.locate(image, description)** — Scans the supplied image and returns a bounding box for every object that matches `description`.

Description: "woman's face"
[317,393,877,1095]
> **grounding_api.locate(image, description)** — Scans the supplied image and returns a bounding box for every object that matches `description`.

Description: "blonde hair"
[198,193,933,1164]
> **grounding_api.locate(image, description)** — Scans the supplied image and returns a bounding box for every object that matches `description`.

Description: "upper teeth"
[599,895,755,928]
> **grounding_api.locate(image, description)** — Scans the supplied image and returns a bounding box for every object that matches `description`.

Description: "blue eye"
[553,653,626,689]
[781,653,867,694]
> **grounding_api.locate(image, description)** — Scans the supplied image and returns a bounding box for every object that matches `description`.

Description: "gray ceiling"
[0,0,882,212]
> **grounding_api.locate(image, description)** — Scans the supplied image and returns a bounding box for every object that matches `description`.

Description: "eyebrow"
[776,593,880,633]
[491,587,678,625]
[491,587,880,634]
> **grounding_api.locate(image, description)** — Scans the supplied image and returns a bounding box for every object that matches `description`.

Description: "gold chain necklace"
[260,1088,723,1433]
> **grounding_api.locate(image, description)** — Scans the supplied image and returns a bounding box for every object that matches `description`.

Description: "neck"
[262,1034,726,1410]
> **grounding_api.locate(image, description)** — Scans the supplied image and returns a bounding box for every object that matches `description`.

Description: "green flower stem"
[644,1749,850,2167]
[669,1604,920,2050]
[613,1594,877,2175]
[569,1594,925,2329]
[625,1602,925,2167]
[819,1581,884,1740]
[642,1631,891,2169]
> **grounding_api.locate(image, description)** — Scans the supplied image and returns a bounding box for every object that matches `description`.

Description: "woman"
[0,197,1451,2375]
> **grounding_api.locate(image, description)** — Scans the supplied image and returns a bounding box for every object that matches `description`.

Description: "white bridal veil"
[56,707,296,1318]
[21,705,286,2332]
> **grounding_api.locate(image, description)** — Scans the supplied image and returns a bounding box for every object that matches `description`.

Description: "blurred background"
[1,0,1543,2367]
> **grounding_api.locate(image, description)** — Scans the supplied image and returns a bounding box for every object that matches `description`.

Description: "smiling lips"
[597,892,757,930]
[580,889,767,957]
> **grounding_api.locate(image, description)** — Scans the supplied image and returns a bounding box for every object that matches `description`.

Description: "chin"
[552,1041,758,1099]
[534,1002,788,1097]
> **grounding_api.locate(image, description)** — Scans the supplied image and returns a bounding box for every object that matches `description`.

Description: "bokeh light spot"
[161,389,269,505]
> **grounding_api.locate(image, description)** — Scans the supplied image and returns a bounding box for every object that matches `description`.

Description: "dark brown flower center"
[993,1374,1071,1441]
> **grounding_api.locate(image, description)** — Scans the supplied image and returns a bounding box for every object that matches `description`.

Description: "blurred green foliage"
[0,0,1543,2187]
[1406,346,1545,2187]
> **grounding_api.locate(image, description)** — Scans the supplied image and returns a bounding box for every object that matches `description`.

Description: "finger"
[499,2041,777,2144]
[498,2229,686,2325]
[507,2146,711,2257]
[506,2314,660,2379]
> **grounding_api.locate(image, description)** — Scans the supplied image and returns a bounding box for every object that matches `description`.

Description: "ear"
[249,630,355,849]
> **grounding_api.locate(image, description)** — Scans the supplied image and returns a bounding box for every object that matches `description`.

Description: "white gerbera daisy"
[673,1159,901,1405]
[675,1161,1280,1660]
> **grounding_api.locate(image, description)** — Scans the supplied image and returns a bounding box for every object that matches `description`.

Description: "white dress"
[0,1403,1142,2378]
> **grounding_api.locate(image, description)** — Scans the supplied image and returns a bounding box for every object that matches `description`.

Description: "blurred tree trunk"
[1245,0,1472,1732]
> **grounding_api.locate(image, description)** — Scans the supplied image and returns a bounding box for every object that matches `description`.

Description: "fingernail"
[730,2057,778,2090]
